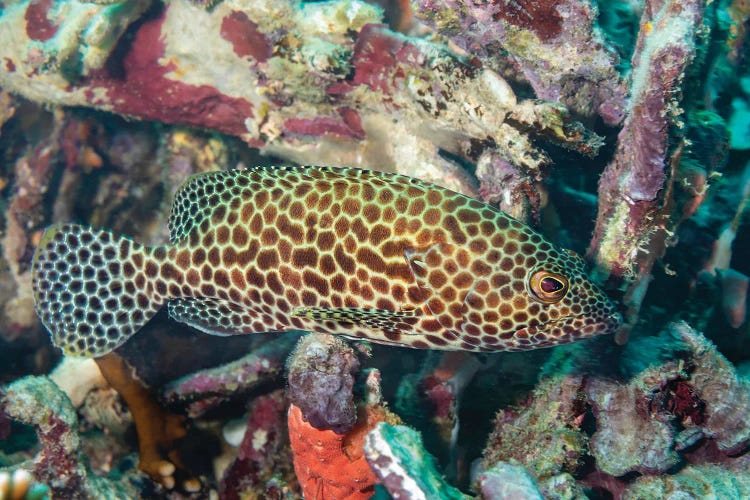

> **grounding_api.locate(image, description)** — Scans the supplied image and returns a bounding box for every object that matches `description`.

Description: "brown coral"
[95,352,199,492]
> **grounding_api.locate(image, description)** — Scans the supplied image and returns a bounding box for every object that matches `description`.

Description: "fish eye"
[528,270,568,304]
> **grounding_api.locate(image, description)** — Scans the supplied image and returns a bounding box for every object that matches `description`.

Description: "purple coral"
[286,333,360,433]
[219,390,297,499]
[414,0,627,125]
[162,334,295,417]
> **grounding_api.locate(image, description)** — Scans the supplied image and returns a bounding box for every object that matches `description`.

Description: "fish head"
[483,247,622,350]
[408,238,622,351]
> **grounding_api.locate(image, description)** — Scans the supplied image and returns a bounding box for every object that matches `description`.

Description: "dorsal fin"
[167,166,453,244]
[168,170,234,244]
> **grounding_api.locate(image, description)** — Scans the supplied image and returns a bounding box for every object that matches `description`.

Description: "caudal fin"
[31,223,163,357]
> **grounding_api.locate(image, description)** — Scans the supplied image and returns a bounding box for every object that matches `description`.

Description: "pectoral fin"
[405,242,492,332]
[291,306,421,333]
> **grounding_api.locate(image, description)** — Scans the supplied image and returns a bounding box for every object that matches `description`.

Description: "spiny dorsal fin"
[168,170,235,244]
[167,166,450,244]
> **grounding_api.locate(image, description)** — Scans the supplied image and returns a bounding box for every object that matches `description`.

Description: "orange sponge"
[288,403,394,499]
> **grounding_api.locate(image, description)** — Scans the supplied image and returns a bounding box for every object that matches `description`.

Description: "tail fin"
[31,223,163,357]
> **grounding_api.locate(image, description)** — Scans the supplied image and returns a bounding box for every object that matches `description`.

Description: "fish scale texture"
[32,166,621,357]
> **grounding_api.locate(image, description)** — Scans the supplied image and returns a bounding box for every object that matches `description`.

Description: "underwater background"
[0,0,749,498]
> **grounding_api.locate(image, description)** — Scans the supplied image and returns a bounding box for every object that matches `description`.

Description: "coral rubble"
[414,0,627,126]
[1,376,140,498]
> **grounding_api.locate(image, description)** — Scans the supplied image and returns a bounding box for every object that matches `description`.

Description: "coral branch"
[95,352,197,492]
[587,0,705,336]
[162,334,294,417]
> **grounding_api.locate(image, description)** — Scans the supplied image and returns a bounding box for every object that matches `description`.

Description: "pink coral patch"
[220,11,272,63]
[85,7,254,136]
[350,24,422,93]
[284,112,365,140]
[491,0,563,42]
[26,0,57,42]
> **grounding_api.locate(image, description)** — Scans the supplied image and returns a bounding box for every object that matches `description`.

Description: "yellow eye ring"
[529,270,568,304]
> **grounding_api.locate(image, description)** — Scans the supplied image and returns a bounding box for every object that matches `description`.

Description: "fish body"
[32,166,621,357]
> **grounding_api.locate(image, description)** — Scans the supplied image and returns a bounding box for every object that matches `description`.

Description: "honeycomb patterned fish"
[31,166,622,357]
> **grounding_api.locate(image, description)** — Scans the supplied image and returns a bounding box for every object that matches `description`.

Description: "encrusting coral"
[482,374,589,480]
[587,376,680,476]
[288,403,395,500]
[286,333,360,434]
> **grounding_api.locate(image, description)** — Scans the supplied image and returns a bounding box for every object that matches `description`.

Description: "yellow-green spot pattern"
[31,166,621,357]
